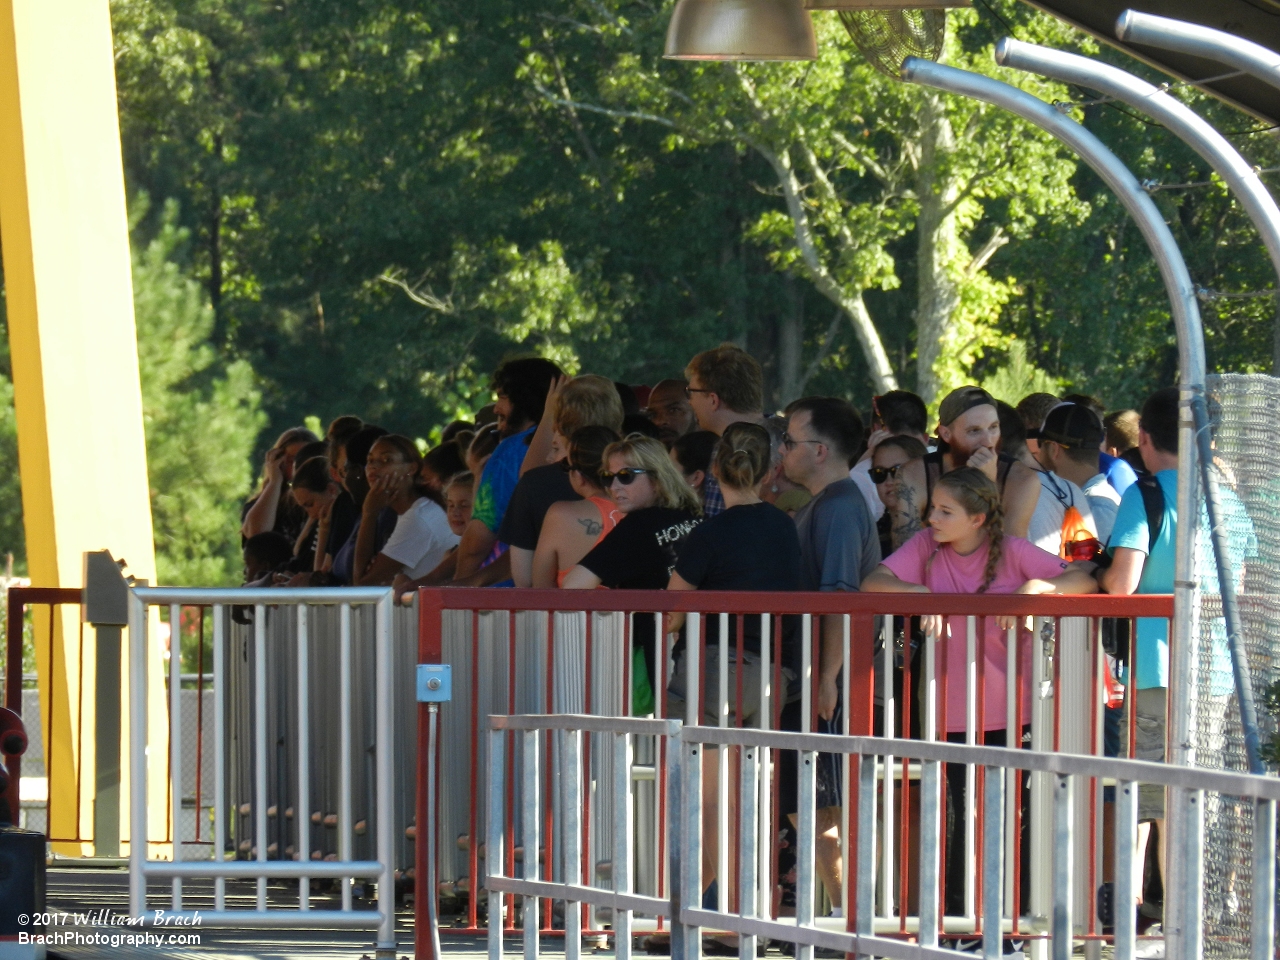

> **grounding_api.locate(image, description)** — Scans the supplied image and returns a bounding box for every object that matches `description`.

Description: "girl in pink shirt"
[862,467,1095,916]
[862,467,1097,736]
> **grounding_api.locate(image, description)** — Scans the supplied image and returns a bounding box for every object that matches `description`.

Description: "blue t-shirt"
[1107,470,1178,689]
[1107,468,1257,691]
[472,427,535,535]
[1100,452,1138,497]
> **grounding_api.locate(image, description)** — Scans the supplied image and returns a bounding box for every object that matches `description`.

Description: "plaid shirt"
[702,474,725,518]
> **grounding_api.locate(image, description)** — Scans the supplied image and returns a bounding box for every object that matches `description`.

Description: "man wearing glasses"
[683,344,767,517]
[779,397,882,917]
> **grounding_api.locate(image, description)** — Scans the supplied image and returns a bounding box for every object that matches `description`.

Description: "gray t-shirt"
[792,478,882,591]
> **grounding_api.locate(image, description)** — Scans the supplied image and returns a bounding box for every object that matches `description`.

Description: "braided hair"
[935,467,1005,593]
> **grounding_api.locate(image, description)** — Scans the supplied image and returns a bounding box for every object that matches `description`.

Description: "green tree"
[132,196,265,585]
[0,296,24,573]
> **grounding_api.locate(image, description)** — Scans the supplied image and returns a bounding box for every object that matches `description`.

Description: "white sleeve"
[849,460,885,521]
[380,507,430,570]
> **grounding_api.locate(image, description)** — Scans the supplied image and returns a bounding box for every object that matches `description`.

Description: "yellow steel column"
[0,0,166,857]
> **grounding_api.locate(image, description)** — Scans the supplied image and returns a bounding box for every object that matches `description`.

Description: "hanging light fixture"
[664,0,818,60]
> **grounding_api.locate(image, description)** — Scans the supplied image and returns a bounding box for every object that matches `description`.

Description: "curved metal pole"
[995,38,1270,775]
[1117,10,1280,94]
[899,57,1206,955]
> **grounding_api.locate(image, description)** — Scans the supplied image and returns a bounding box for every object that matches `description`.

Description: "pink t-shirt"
[882,530,1069,734]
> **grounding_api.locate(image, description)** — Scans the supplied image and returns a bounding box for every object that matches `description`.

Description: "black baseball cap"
[937,386,996,427]
[1031,402,1105,449]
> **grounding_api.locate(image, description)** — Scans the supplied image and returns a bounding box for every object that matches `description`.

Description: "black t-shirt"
[497,463,581,551]
[673,501,804,670]
[580,506,701,589]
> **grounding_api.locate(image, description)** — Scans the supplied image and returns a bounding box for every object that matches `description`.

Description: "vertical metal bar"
[801,615,813,734]
[758,613,772,924]
[489,728,507,960]
[128,592,148,918]
[615,731,634,960]
[565,729,583,960]
[717,612,729,915]
[919,758,941,949]
[796,749,817,960]
[340,602,353,911]
[841,614,852,929]
[1114,780,1138,960]
[523,729,541,960]
[213,604,226,911]
[682,735,703,960]
[169,603,183,909]
[254,603,268,911]
[1005,625,1017,921]
[1252,797,1276,960]
[375,592,397,956]
[924,629,937,742]
[880,616,896,918]
[297,604,310,911]
[965,615,977,920]
[667,721,686,960]
[686,614,701,727]
[1052,774,1072,960]
[738,743,758,960]
[1182,788,1204,960]
[856,751,876,940]
[982,765,1005,960]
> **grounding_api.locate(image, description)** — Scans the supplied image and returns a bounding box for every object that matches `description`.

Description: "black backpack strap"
[1136,475,1165,552]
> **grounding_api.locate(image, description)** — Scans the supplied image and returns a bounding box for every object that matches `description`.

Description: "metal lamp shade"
[664,0,818,60]
[806,0,967,8]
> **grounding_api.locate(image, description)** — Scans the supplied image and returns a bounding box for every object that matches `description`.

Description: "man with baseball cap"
[1031,402,1120,542]
[883,385,1041,550]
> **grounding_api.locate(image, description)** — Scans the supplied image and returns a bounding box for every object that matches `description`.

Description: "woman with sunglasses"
[870,435,927,559]
[531,426,621,588]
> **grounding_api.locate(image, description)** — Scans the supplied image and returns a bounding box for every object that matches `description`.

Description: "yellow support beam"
[0,0,167,857]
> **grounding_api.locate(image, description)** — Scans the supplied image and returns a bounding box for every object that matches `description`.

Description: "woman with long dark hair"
[352,435,458,586]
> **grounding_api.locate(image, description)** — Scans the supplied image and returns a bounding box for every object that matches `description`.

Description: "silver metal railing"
[680,727,1280,960]
[488,714,1280,960]
[126,586,400,959]
[485,714,685,960]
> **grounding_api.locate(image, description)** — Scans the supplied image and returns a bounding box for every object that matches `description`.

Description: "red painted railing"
[413,588,1174,959]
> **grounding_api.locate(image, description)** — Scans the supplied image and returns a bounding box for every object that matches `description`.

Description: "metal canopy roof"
[1019,0,1280,126]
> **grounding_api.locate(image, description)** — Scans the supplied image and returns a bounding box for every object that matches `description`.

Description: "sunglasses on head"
[869,464,904,484]
[600,467,650,485]
[559,459,581,473]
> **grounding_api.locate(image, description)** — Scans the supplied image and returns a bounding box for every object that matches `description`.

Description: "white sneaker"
[1134,924,1165,959]
[828,908,843,919]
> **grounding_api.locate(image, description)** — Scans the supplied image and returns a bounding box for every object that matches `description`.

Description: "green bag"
[632,645,655,716]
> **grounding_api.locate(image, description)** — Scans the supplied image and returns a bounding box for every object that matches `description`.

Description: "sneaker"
[1135,924,1165,959]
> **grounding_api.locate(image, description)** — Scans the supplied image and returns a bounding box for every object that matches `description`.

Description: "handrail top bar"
[684,726,1280,800]
[419,586,1173,616]
[490,712,682,736]
[6,586,82,602]
[132,586,394,605]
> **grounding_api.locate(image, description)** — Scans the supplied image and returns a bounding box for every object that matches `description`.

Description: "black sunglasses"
[559,459,584,474]
[600,467,650,485]
[869,464,904,484]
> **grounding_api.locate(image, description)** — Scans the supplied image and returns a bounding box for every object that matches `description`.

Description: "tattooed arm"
[889,457,928,551]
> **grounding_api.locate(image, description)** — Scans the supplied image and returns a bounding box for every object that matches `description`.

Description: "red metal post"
[415,588,446,960]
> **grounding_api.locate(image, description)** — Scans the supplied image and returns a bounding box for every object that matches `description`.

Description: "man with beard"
[644,379,698,446]
[885,386,1040,551]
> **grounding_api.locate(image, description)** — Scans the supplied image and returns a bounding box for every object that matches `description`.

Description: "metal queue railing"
[415,589,1199,960]
[125,587,404,959]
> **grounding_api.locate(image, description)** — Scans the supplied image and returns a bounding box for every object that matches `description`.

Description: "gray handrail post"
[899,57,1208,958]
[995,36,1277,775]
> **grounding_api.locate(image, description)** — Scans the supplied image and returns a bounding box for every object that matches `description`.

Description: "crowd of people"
[241,344,1223,939]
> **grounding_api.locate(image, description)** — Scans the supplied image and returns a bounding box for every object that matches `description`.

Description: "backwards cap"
[937,386,996,427]
[1031,402,1105,449]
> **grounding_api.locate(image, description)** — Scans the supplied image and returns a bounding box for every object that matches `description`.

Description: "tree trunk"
[777,278,804,407]
[914,91,962,407]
